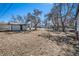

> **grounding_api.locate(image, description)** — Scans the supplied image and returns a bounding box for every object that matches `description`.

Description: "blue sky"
[0,3,53,22]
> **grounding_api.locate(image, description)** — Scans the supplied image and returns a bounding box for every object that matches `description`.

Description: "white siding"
[0,25,28,31]
[12,25,20,30]
[0,25,11,31]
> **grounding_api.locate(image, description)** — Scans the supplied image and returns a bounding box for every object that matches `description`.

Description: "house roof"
[0,22,26,25]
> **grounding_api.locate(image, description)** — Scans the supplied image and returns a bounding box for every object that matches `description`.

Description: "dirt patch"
[0,29,77,56]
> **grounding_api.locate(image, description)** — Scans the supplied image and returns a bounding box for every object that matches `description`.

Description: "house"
[0,22,27,31]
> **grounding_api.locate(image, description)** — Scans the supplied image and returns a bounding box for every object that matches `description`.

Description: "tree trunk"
[62,22,65,32]
[35,24,37,30]
[59,4,65,32]
[74,4,79,40]
[57,14,60,31]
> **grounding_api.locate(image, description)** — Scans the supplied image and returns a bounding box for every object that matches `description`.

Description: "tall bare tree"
[74,4,79,40]
[33,9,42,30]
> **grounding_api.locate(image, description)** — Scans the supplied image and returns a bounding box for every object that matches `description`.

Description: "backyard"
[0,3,79,56]
[0,28,78,56]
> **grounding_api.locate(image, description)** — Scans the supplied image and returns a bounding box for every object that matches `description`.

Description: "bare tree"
[45,4,61,31]
[33,9,42,30]
[74,4,79,40]
[44,3,76,32]
[11,15,24,31]
[25,13,34,31]
[11,15,17,23]
[44,13,55,30]
[61,4,74,32]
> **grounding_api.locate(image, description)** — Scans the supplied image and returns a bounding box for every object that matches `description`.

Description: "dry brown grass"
[0,29,76,56]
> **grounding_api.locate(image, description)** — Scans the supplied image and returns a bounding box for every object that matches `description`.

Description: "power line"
[0,3,13,18]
